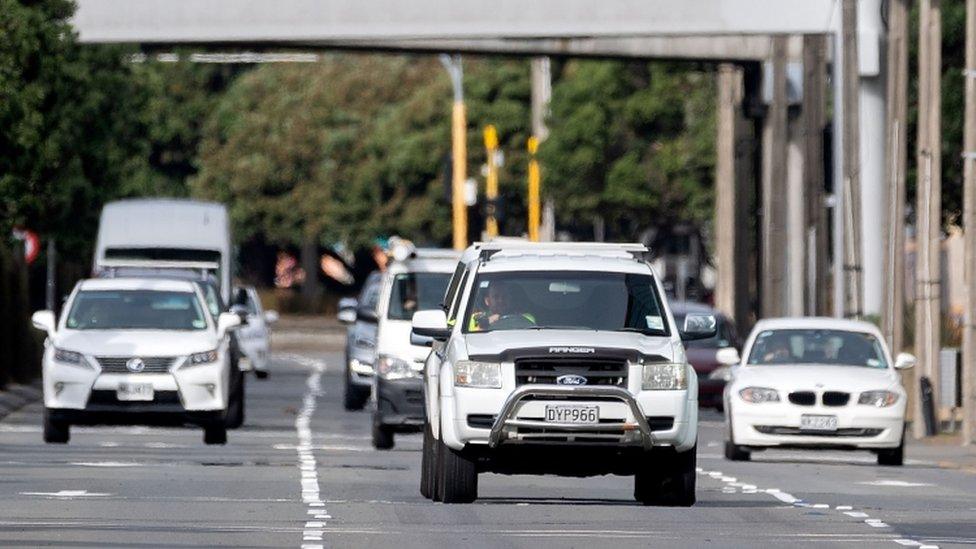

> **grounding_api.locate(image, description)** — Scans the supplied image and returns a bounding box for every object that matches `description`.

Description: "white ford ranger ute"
[412,242,715,505]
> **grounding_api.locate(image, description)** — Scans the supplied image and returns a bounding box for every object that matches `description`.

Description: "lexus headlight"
[858,390,899,408]
[708,366,732,382]
[642,363,688,391]
[350,357,375,375]
[53,348,93,369]
[377,355,418,380]
[454,360,501,388]
[739,387,780,403]
[186,349,219,367]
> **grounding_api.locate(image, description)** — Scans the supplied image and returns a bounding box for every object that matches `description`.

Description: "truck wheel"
[635,445,696,507]
[420,424,435,499]
[877,432,905,466]
[43,410,69,444]
[204,423,227,445]
[225,370,246,429]
[436,439,478,503]
[372,422,395,450]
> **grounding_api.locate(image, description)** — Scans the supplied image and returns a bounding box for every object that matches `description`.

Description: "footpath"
[0,380,42,422]
[909,432,976,474]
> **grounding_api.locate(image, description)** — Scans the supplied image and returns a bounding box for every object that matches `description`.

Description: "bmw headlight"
[454,360,501,388]
[53,348,93,369]
[377,355,419,380]
[739,387,780,403]
[186,349,219,367]
[858,390,899,408]
[642,363,688,391]
[708,366,732,382]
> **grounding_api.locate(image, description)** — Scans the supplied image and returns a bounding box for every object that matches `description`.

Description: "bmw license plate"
[800,414,838,432]
[544,404,599,424]
[117,383,154,402]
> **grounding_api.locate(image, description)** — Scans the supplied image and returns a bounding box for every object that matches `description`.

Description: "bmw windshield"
[747,329,888,368]
[462,271,669,336]
[66,290,208,331]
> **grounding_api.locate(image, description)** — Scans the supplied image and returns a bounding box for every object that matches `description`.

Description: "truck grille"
[514,358,627,387]
[95,356,178,374]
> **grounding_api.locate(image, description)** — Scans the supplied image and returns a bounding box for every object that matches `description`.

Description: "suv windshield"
[463,270,669,335]
[388,272,452,321]
[747,329,888,368]
[66,290,208,331]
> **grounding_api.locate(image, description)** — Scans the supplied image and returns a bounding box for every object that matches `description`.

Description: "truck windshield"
[463,271,669,335]
[388,272,451,320]
[66,290,208,331]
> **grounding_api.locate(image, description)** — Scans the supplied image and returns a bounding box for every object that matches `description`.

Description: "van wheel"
[204,423,227,445]
[436,439,478,503]
[43,410,69,444]
[225,370,246,429]
[420,424,436,499]
[635,445,697,507]
[372,422,394,450]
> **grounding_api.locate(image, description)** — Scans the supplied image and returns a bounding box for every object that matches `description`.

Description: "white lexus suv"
[412,242,713,505]
[31,278,241,445]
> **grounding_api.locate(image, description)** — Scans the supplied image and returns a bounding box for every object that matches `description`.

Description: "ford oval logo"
[126,357,146,373]
[556,374,588,386]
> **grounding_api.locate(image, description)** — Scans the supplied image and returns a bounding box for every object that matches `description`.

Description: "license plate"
[544,405,599,424]
[800,414,838,431]
[117,383,154,402]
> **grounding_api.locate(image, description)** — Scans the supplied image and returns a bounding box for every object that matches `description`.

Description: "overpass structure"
[70,0,887,326]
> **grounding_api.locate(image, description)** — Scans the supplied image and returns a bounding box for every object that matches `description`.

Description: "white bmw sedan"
[31,278,241,445]
[724,318,915,466]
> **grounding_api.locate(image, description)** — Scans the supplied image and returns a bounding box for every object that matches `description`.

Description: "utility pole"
[716,63,742,320]
[483,124,500,238]
[761,36,789,318]
[915,0,943,438]
[841,0,863,319]
[531,57,554,241]
[883,0,909,358]
[527,137,541,242]
[802,34,828,316]
[961,0,976,446]
[440,54,468,250]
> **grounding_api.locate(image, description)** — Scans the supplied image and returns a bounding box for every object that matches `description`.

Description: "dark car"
[671,302,741,410]
[338,271,382,411]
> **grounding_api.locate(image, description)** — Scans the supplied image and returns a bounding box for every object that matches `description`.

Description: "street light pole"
[527,137,541,242]
[961,0,976,446]
[483,125,499,238]
[440,54,468,250]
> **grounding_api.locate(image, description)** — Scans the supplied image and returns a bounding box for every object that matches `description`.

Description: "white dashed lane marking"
[292,357,327,549]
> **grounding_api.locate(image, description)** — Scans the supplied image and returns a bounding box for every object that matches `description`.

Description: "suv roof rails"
[476,241,650,262]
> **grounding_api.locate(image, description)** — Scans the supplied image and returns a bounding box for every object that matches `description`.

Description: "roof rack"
[477,241,649,262]
[95,259,219,281]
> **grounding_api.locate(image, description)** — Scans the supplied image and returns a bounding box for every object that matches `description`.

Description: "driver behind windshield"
[468,281,536,331]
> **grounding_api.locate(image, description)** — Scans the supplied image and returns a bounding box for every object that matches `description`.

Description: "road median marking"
[293,357,327,549]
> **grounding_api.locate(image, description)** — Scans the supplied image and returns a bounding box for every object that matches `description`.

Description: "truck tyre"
[372,422,395,450]
[225,369,246,429]
[43,410,69,444]
[436,439,477,503]
[420,424,435,499]
[635,445,696,507]
[877,430,905,466]
[204,423,227,445]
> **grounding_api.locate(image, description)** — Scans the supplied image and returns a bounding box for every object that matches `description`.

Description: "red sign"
[11,228,40,265]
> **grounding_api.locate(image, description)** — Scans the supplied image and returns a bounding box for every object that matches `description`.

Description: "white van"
[94,199,233,304]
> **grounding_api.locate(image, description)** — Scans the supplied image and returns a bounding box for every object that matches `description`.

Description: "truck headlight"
[54,348,94,369]
[455,360,501,388]
[377,355,418,380]
[186,349,219,367]
[739,387,780,403]
[642,363,688,390]
[858,390,899,407]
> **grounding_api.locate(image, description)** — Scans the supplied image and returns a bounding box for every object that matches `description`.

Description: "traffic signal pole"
[441,54,469,250]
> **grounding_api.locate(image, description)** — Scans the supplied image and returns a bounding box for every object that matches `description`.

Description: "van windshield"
[388,273,452,321]
[462,271,669,335]
[66,290,208,331]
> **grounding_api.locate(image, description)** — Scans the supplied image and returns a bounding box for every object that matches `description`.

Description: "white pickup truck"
[412,242,714,505]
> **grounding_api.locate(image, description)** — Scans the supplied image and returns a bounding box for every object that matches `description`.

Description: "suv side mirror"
[412,309,450,341]
[894,352,916,370]
[32,310,57,334]
[681,313,717,341]
[217,312,242,338]
[337,297,357,324]
[715,347,741,366]
[264,310,279,324]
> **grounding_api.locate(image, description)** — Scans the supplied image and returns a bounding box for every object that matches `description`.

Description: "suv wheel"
[435,439,478,503]
[225,369,246,429]
[43,410,69,444]
[420,424,436,499]
[635,445,696,507]
[372,422,394,450]
[204,423,227,445]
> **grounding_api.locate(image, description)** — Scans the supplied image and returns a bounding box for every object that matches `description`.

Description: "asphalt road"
[2,349,975,548]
